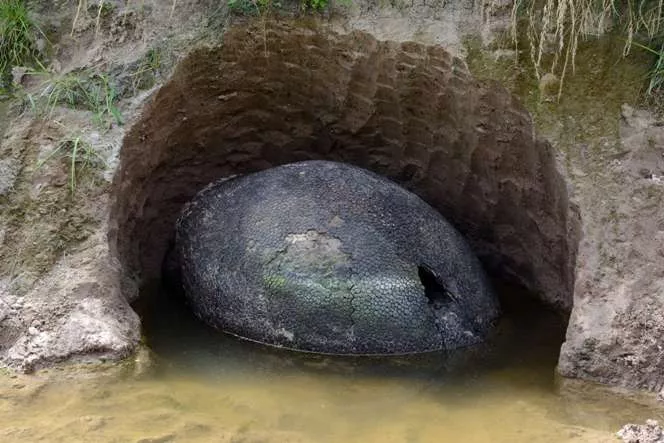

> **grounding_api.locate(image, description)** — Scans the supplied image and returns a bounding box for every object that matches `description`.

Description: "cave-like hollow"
[109,22,581,350]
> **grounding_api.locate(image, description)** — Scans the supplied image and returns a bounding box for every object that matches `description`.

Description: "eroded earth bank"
[0,0,663,441]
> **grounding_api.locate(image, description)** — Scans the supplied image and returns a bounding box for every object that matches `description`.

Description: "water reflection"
[141,281,556,384]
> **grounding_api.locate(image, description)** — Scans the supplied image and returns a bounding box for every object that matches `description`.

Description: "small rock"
[50,59,62,74]
[0,159,18,197]
[617,420,664,442]
[491,49,516,61]
[11,66,28,86]
[539,72,559,100]
[35,38,46,53]
[136,433,176,443]
[78,415,107,432]
[621,104,656,129]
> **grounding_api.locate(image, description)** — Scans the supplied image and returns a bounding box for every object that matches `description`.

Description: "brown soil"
[111,22,580,318]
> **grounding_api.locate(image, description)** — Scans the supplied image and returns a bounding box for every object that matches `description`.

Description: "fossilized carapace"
[176,161,499,354]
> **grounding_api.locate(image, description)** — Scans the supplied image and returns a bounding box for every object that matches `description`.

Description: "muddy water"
[0,288,661,443]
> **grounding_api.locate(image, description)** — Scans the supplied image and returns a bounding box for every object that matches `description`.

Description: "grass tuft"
[0,0,44,86]
[130,48,163,93]
[302,0,330,10]
[35,131,106,194]
[227,0,278,15]
[29,70,123,127]
[632,40,664,94]
[227,0,333,15]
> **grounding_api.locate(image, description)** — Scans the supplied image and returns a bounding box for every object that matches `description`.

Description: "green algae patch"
[465,33,652,152]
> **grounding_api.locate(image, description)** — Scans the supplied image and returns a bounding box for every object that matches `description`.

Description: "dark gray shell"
[176,160,499,354]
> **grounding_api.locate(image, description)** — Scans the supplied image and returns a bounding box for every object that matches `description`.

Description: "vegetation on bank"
[35,128,106,195]
[0,0,659,201]
[225,0,332,15]
[633,39,664,94]
[0,0,658,287]
[511,0,663,98]
[0,1,167,193]
[0,0,44,88]
[2,0,661,99]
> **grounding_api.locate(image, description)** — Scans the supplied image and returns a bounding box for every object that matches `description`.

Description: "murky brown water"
[0,286,661,443]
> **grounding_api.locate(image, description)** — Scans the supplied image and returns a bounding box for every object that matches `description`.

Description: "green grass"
[227,0,332,15]
[227,0,261,15]
[227,0,280,15]
[632,40,664,94]
[302,0,330,10]
[651,47,664,93]
[0,0,44,87]
[130,48,163,93]
[30,70,123,127]
[35,133,106,194]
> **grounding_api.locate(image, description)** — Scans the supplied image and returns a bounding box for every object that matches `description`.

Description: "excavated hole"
[109,22,581,358]
[418,265,454,311]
